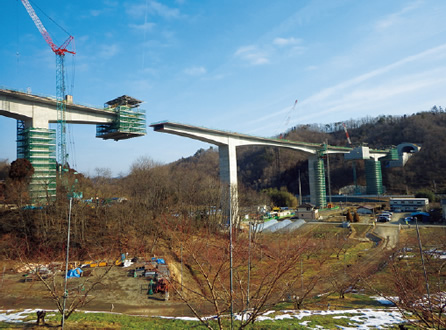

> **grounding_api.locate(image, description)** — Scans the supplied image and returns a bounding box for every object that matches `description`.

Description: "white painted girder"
[151,121,352,155]
[0,89,114,128]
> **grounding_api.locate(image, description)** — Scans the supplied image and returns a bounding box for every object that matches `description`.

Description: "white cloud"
[90,9,103,17]
[273,37,301,46]
[149,1,181,19]
[374,0,421,31]
[248,44,446,130]
[234,37,305,66]
[126,3,146,19]
[103,0,118,7]
[184,66,206,76]
[126,1,181,20]
[300,43,446,108]
[234,45,269,65]
[305,65,318,71]
[128,78,153,93]
[129,22,156,31]
[97,43,119,59]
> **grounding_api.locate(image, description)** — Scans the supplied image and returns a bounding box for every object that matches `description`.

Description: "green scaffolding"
[380,147,399,161]
[17,121,57,203]
[96,96,146,140]
[365,159,383,195]
[313,155,327,208]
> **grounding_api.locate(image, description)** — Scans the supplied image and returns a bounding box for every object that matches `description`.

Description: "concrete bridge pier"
[365,159,383,195]
[218,143,239,225]
[16,119,58,202]
[308,155,327,208]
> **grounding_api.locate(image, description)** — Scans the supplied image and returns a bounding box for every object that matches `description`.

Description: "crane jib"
[20,0,75,55]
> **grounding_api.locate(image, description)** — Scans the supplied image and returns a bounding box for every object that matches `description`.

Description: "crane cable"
[28,0,72,39]
[15,0,21,74]
[280,99,298,138]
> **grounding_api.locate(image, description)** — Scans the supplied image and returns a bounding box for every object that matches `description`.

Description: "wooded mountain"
[173,107,446,196]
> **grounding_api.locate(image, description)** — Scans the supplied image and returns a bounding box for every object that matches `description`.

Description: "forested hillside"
[174,107,446,195]
[1,107,444,202]
[0,107,444,262]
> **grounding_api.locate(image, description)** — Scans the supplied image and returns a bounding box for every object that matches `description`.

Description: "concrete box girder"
[0,89,115,128]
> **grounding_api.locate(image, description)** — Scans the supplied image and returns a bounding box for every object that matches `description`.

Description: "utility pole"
[229,190,234,330]
[325,141,332,205]
[62,197,72,329]
[180,243,183,292]
[415,219,432,313]
[298,170,302,206]
[247,222,252,309]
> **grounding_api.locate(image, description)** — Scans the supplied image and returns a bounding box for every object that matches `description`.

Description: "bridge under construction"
[1,88,420,215]
[0,88,146,201]
[150,121,420,218]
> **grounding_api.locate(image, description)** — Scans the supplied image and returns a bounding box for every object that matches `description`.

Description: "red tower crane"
[20,0,75,170]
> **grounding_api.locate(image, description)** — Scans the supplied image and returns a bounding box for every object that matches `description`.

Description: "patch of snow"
[371,296,397,305]
[0,309,56,323]
[0,307,408,328]
[275,313,293,320]
[262,310,276,316]
[337,309,406,329]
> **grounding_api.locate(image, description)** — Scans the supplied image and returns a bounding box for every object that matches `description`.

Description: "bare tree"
[18,254,114,327]
[373,243,446,329]
[168,229,310,329]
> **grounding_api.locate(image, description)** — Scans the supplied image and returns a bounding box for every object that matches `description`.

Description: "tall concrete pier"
[0,89,146,202]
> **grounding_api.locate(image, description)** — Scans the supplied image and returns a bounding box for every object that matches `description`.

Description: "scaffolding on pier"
[365,159,383,195]
[17,121,57,202]
[96,95,146,141]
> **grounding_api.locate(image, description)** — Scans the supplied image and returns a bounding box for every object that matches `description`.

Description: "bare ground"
[0,261,202,317]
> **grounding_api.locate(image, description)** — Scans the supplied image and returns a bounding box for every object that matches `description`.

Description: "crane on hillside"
[20,0,75,172]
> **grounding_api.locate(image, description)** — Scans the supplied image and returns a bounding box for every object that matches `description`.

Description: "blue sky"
[1,0,446,176]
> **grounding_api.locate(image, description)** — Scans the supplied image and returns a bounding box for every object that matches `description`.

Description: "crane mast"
[20,0,75,171]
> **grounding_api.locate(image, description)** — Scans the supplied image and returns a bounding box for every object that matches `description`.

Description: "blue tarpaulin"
[152,258,165,264]
[67,268,83,278]
[411,212,430,217]
[411,212,430,222]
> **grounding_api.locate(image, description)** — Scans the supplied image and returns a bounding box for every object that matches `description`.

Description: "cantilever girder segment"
[150,121,352,214]
[151,121,351,154]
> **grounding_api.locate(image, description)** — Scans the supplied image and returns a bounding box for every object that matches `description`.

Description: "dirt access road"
[0,263,199,317]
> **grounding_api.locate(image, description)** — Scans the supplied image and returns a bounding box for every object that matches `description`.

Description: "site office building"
[389,197,429,212]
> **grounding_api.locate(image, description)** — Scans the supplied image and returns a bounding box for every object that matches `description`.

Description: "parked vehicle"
[404,216,413,223]
[377,215,390,222]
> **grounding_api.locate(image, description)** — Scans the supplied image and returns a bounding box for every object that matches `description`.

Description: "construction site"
[1,1,445,328]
